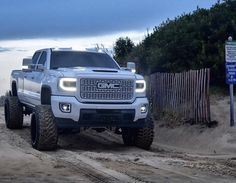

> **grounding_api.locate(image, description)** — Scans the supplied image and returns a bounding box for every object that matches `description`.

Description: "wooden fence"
[147,68,211,123]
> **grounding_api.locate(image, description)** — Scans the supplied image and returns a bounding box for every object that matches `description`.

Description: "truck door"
[23,51,41,105]
[30,51,47,106]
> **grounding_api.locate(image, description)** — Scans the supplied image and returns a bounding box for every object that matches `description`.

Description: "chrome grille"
[80,78,134,100]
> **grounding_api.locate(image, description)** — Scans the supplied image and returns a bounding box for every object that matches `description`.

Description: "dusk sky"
[0,0,218,94]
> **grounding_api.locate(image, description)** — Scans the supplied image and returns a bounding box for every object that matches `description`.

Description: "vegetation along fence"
[147,68,211,123]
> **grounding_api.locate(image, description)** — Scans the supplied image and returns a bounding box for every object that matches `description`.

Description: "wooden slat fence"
[147,68,211,123]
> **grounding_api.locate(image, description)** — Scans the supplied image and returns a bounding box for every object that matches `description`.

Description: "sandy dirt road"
[0,107,236,183]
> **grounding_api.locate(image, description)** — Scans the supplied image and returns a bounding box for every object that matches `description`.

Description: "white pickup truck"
[4,48,154,151]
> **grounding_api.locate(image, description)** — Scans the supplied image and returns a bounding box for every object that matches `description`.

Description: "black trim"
[11,81,17,96]
[81,101,132,104]
[55,117,146,128]
[92,69,118,73]
[41,85,51,105]
[79,109,135,124]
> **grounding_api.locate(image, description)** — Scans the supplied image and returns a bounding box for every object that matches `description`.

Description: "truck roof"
[36,48,110,55]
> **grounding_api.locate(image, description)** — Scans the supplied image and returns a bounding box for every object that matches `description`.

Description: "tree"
[121,0,236,86]
[114,37,134,66]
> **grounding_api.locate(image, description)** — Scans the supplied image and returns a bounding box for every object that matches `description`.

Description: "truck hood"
[56,67,144,79]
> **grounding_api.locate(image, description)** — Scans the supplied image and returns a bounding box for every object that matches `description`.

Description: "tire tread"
[33,105,58,151]
[5,96,23,129]
[135,116,154,150]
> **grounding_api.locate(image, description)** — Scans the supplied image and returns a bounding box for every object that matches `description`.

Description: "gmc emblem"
[97,82,120,89]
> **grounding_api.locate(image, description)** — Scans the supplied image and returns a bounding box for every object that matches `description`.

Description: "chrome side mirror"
[127,62,136,73]
[22,58,32,70]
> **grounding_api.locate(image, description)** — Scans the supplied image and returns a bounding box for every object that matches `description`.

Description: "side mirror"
[127,62,136,73]
[23,64,37,72]
[22,58,32,70]
[36,64,45,72]
[28,64,36,70]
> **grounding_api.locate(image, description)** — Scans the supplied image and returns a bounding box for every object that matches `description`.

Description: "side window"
[32,52,41,65]
[38,51,47,66]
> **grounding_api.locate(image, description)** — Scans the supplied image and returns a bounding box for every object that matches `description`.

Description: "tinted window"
[50,51,119,69]
[38,51,47,66]
[32,52,41,65]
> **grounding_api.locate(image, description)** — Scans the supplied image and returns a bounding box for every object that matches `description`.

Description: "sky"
[0,0,218,94]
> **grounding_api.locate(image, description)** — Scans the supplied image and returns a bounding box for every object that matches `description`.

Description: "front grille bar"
[80,78,134,100]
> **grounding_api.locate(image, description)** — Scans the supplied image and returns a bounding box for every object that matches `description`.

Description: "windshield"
[50,51,119,69]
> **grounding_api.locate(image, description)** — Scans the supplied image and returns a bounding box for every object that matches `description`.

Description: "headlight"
[135,80,146,93]
[59,78,77,92]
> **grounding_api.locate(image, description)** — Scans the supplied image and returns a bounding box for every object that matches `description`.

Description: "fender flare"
[11,81,17,96]
[41,85,52,105]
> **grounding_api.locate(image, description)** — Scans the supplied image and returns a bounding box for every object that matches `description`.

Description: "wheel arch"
[11,81,17,96]
[41,85,52,105]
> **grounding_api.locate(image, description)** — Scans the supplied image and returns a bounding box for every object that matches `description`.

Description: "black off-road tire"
[135,115,154,150]
[4,96,23,129]
[31,105,58,151]
[122,128,137,146]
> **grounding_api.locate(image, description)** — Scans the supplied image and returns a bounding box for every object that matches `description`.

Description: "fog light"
[59,103,71,113]
[140,105,147,113]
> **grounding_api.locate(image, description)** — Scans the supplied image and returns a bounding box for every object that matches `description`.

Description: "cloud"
[15,49,28,52]
[0,47,12,52]
[0,0,217,40]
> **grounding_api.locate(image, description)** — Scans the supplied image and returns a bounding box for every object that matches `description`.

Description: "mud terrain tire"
[4,96,23,129]
[31,105,58,151]
[135,115,154,150]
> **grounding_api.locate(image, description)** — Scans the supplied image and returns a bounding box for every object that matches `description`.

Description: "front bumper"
[51,96,148,124]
